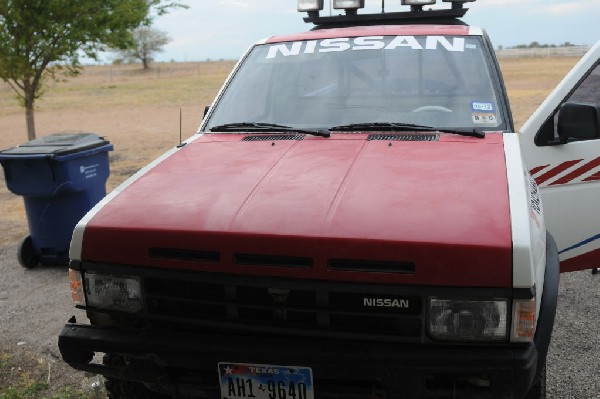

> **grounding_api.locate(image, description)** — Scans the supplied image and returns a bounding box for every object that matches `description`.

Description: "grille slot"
[367,133,439,141]
[242,134,305,141]
[149,248,220,263]
[234,253,313,269]
[330,314,421,336]
[329,259,415,274]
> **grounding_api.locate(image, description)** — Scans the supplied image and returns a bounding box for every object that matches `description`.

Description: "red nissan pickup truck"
[59,1,600,398]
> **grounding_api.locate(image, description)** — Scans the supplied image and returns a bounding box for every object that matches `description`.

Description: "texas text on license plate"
[218,362,314,399]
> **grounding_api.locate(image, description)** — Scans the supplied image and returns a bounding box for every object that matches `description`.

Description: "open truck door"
[520,40,600,273]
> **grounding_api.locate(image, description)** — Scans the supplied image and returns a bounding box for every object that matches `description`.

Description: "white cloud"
[542,0,600,14]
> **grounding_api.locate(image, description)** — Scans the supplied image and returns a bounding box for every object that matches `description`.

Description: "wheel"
[103,355,172,399]
[17,235,40,269]
[592,268,598,275]
[524,361,546,399]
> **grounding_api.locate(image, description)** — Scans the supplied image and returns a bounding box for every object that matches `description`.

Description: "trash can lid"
[0,133,110,157]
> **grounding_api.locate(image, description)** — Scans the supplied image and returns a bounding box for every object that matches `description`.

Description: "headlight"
[84,272,142,313]
[428,299,508,342]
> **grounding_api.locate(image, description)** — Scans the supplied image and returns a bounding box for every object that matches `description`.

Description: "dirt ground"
[0,244,93,395]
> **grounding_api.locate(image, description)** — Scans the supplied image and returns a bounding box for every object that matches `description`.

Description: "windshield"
[204,35,506,132]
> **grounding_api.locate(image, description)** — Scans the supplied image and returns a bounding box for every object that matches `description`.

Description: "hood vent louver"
[242,134,305,141]
[368,134,439,142]
[150,248,220,263]
[329,259,416,274]
[234,253,313,269]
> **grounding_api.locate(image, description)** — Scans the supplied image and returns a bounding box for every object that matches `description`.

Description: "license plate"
[218,362,314,399]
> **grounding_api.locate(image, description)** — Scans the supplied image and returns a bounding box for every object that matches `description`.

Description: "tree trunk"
[25,96,36,141]
[142,57,150,70]
[23,80,37,141]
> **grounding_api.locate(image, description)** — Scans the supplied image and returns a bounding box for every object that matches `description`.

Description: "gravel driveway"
[0,243,599,398]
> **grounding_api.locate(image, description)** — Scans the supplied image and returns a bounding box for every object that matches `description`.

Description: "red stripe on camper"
[534,160,582,185]
[550,157,600,186]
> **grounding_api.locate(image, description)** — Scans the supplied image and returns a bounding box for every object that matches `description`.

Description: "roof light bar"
[300,0,475,25]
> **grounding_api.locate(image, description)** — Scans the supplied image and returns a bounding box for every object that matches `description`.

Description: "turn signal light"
[69,269,85,306]
[511,299,536,342]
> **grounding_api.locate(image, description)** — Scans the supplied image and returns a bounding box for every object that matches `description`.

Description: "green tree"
[115,27,170,70]
[146,0,188,17]
[0,0,184,140]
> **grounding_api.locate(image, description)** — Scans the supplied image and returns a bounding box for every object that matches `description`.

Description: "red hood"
[82,133,512,287]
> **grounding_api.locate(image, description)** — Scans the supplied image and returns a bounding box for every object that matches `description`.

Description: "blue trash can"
[0,133,113,268]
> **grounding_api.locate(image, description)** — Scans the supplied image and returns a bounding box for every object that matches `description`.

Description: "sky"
[146,0,600,62]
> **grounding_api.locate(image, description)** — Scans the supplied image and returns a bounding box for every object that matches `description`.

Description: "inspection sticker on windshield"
[218,362,314,399]
[472,113,497,124]
[471,101,496,124]
[471,101,494,112]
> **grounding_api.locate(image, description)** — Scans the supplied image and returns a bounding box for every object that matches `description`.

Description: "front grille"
[144,275,423,341]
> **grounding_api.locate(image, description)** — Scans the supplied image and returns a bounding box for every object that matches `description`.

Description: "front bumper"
[59,316,538,399]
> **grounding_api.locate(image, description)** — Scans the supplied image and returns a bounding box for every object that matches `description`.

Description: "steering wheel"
[411,105,453,113]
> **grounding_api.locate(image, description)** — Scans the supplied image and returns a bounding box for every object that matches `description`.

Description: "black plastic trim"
[149,248,220,263]
[233,254,313,268]
[59,317,538,399]
[328,258,415,274]
[512,286,536,300]
[482,30,515,133]
[533,232,560,376]
[304,9,467,27]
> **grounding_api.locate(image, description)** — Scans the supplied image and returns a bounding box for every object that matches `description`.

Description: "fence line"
[496,46,591,58]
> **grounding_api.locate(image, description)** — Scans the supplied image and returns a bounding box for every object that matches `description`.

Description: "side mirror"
[204,105,210,117]
[557,102,600,142]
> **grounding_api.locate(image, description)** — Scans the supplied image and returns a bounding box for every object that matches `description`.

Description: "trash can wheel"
[17,236,40,269]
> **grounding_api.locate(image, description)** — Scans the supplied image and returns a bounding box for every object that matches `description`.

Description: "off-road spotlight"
[298,0,324,17]
[333,0,366,15]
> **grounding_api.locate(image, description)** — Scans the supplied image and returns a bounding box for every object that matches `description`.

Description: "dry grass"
[0,57,580,248]
[501,57,580,128]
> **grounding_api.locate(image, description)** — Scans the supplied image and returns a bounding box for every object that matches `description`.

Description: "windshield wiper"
[209,122,330,138]
[441,128,486,139]
[331,122,435,132]
[331,123,486,139]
